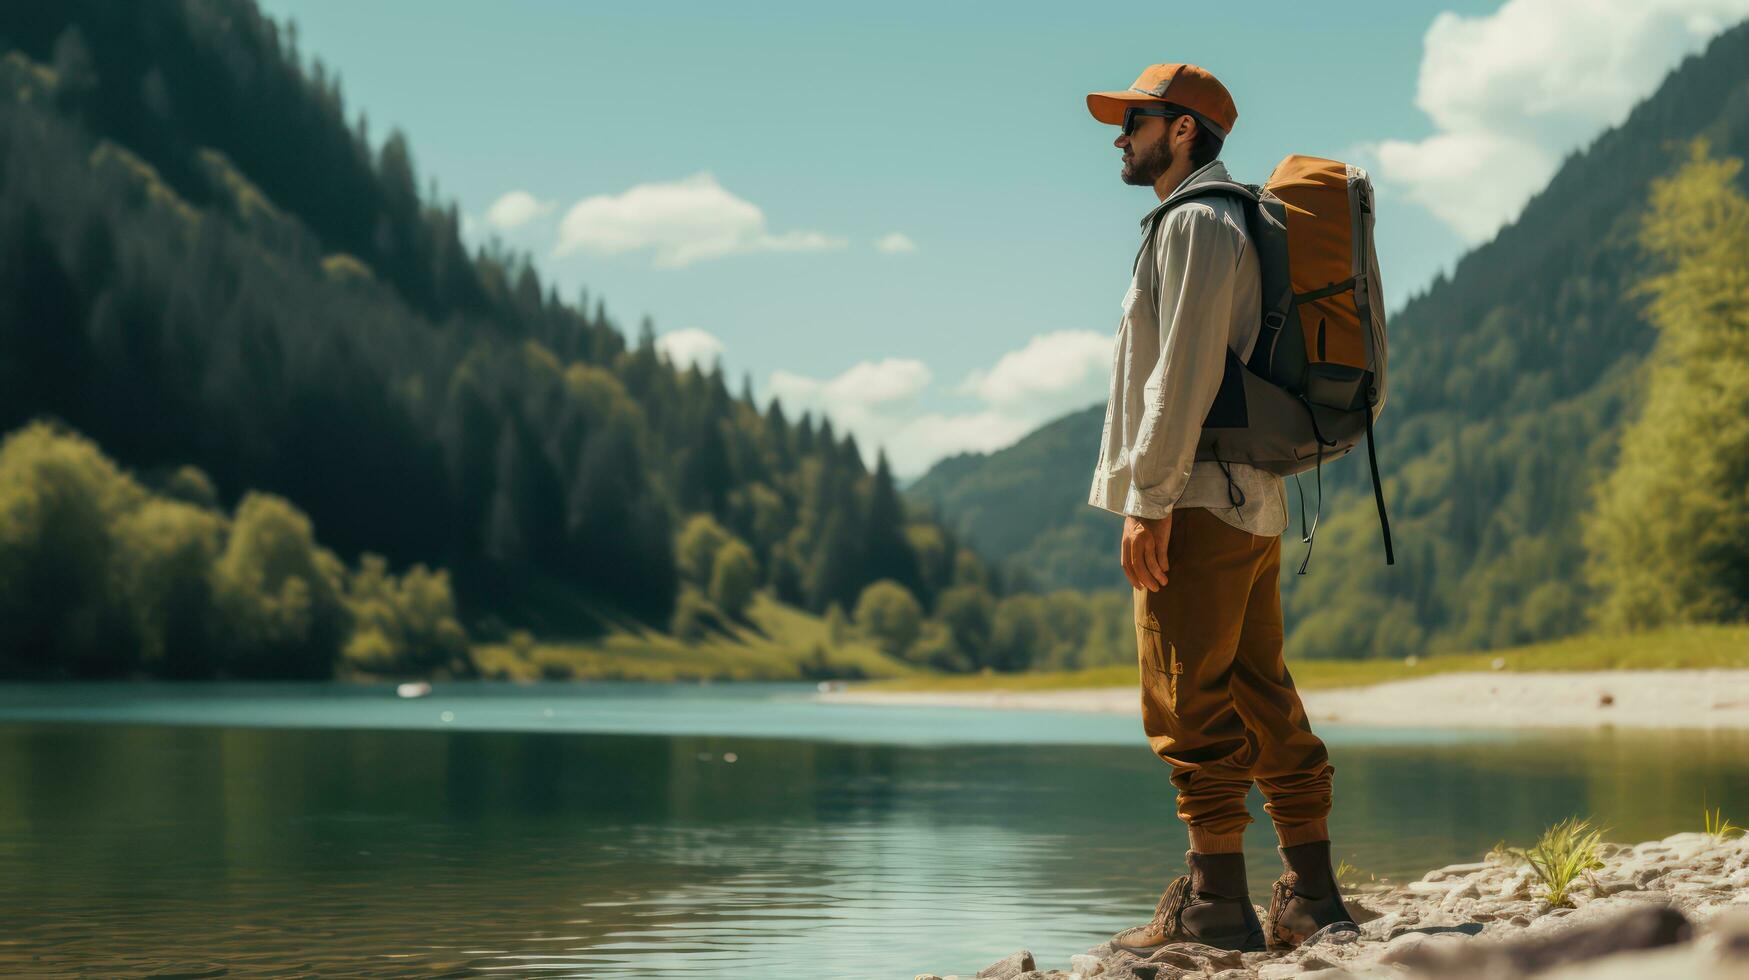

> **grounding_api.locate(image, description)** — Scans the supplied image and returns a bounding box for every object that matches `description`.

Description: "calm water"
[2,681,1746,978]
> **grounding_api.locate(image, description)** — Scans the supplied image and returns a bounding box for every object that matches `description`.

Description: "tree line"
[0,2,1005,676]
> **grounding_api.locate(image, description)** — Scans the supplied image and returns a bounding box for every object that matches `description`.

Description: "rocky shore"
[912,831,1749,979]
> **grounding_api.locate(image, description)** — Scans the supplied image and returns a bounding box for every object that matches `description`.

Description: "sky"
[256,0,1749,481]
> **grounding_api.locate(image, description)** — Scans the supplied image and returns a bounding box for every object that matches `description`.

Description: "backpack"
[1139,154,1393,573]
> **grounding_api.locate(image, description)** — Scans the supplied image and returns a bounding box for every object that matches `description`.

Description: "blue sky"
[256,0,1748,479]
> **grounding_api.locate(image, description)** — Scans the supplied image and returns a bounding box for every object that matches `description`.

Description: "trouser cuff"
[1274,819,1330,848]
[1187,826,1246,853]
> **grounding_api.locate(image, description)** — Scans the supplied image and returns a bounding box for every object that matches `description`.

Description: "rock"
[1392,904,1692,977]
[1206,971,1251,980]
[1106,965,1176,980]
[1068,953,1104,976]
[916,975,943,980]
[1099,949,1143,973]
[1379,931,1445,965]
[1344,898,1385,925]
[1498,867,1535,899]
[1387,921,1485,943]
[1156,943,1241,970]
[1440,879,1480,911]
[1707,906,1749,959]
[1359,914,1398,941]
[1301,922,1361,947]
[1427,861,1491,879]
[1141,947,1203,971]
[977,949,1036,979]
[1613,889,1674,905]
[1254,964,1299,980]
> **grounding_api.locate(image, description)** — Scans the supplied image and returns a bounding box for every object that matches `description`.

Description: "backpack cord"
[1296,445,1323,576]
[1364,393,1395,565]
[1290,393,1340,576]
[1211,441,1248,509]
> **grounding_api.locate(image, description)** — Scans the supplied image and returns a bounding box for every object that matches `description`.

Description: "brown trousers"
[1133,506,1334,854]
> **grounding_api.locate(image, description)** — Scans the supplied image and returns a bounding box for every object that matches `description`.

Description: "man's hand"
[1122,512,1172,591]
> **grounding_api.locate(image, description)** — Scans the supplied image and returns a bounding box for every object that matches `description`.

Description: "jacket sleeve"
[1121,204,1242,519]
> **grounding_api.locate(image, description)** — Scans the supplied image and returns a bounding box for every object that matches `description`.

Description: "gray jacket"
[1087,159,1288,537]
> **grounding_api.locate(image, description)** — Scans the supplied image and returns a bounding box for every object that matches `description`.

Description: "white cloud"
[767,331,1115,479]
[769,357,932,413]
[553,171,846,267]
[656,327,725,371]
[485,190,557,231]
[957,330,1112,410]
[883,410,1041,478]
[1359,0,1749,243]
[874,231,918,254]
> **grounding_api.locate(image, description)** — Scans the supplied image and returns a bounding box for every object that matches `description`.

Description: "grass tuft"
[1703,805,1744,840]
[1509,817,1607,908]
[1334,858,1377,891]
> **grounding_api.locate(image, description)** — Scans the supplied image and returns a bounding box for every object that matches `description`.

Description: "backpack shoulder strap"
[1131,182,1264,319]
[1132,181,1261,278]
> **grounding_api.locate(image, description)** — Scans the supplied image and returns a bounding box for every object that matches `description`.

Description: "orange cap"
[1087,63,1237,140]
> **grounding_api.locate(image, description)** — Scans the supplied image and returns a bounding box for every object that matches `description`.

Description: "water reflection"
[0,684,1745,977]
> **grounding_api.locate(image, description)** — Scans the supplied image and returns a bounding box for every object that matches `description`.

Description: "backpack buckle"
[1263,311,1286,333]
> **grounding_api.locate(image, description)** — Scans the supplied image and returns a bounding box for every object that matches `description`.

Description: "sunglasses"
[1121,106,1184,138]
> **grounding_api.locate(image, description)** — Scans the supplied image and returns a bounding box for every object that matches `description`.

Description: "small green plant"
[1508,817,1607,908]
[1485,839,1518,864]
[1702,805,1743,839]
[1334,859,1376,890]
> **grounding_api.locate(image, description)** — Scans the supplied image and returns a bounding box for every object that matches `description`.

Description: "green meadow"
[843,622,1749,693]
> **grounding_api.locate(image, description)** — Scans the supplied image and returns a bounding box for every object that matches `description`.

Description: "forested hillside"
[0,0,995,674]
[907,19,1749,660]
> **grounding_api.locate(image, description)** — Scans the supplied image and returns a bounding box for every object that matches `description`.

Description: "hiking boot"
[1265,840,1357,950]
[1112,850,1265,954]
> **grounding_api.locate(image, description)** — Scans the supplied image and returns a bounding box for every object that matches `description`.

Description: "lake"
[2,680,1745,978]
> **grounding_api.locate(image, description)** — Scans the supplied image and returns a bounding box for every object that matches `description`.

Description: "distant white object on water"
[439,710,455,723]
[723,752,738,763]
[397,681,432,698]
[816,680,847,693]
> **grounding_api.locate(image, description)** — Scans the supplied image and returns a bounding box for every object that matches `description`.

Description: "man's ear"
[1174,116,1198,148]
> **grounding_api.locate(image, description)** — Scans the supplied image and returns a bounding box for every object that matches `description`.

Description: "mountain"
[0,0,994,647]
[907,405,1121,593]
[906,19,1749,659]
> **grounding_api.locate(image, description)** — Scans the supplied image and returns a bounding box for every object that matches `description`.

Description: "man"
[1084,63,1354,953]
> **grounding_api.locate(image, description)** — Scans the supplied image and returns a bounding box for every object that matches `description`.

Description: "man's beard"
[1122,137,1174,186]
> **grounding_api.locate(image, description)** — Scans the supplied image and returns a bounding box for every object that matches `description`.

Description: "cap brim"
[1087,91,1163,125]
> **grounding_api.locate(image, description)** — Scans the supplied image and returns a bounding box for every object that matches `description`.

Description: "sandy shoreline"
[814,670,1749,729]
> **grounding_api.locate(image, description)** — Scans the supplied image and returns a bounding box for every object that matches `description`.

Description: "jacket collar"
[1138,159,1234,227]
